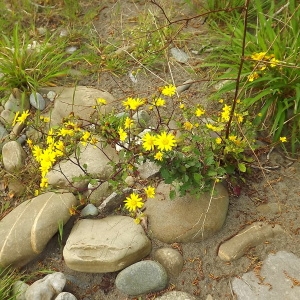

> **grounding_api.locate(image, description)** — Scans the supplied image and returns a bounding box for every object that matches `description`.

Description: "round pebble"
[30,92,46,110]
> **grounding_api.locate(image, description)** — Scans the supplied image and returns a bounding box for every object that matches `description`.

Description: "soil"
[18,1,300,299]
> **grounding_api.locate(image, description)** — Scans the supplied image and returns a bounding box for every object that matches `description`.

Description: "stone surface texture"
[0,192,77,268]
[218,222,285,261]
[63,216,151,273]
[39,86,115,126]
[25,272,66,300]
[232,251,300,299]
[55,292,77,300]
[153,248,184,278]
[115,260,168,296]
[156,291,197,300]
[46,142,118,190]
[2,141,27,172]
[145,182,229,243]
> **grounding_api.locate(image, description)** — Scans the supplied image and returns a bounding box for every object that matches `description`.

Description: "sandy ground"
[23,1,300,299]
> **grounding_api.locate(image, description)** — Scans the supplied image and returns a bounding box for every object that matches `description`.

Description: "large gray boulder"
[145,182,229,243]
[63,216,151,273]
[46,142,118,190]
[39,86,115,126]
[0,192,77,268]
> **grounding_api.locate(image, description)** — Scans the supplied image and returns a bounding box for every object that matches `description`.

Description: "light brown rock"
[145,182,229,243]
[218,222,285,261]
[39,86,114,126]
[2,141,26,172]
[0,192,77,268]
[63,216,151,273]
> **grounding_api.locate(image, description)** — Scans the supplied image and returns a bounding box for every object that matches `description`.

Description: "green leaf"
[169,190,176,200]
[193,173,202,184]
[238,163,247,172]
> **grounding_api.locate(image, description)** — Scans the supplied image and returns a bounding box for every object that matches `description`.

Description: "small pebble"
[30,92,46,110]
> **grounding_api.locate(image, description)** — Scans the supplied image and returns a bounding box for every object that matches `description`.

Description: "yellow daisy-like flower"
[124,193,144,212]
[220,104,231,122]
[40,177,48,188]
[142,132,156,151]
[97,98,107,105]
[123,97,145,110]
[248,72,259,82]
[118,127,128,142]
[251,52,268,61]
[40,116,50,123]
[195,107,205,117]
[161,84,176,97]
[206,123,223,132]
[144,186,156,198]
[154,151,163,161]
[270,57,279,68]
[279,136,287,143]
[153,97,165,107]
[179,103,185,109]
[215,137,222,144]
[12,110,30,126]
[183,121,193,131]
[124,117,134,129]
[229,135,237,142]
[32,145,43,162]
[154,131,176,151]
[27,139,33,149]
[59,127,75,137]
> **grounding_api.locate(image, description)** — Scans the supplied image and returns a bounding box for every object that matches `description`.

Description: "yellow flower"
[154,151,163,161]
[142,132,156,151]
[179,103,185,109]
[12,110,30,126]
[220,104,231,122]
[124,117,134,129]
[27,139,33,148]
[248,72,259,82]
[59,128,75,137]
[97,98,107,105]
[153,97,165,107]
[195,107,205,117]
[279,136,287,143]
[144,186,156,198]
[251,52,267,61]
[183,121,193,131]
[32,145,43,162]
[215,137,222,144]
[234,113,244,123]
[118,127,128,142]
[161,84,176,97]
[206,123,223,132]
[154,131,176,151]
[124,193,144,212]
[34,190,39,196]
[219,99,224,103]
[40,116,50,122]
[229,135,237,142]
[270,57,279,67]
[40,177,48,188]
[123,97,145,110]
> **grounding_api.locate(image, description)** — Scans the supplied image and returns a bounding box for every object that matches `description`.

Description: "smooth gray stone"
[115,260,168,296]
[30,92,46,110]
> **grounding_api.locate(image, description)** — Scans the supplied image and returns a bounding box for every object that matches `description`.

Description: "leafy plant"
[0,24,81,92]
[206,0,300,153]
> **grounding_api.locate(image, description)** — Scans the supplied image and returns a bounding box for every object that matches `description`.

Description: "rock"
[176,79,194,94]
[63,216,151,273]
[46,91,56,101]
[2,141,27,172]
[10,122,26,138]
[25,272,66,300]
[80,203,99,218]
[115,260,168,296]
[170,47,189,63]
[156,291,197,300]
[7,178,26,197]
[4,89,30,113]
[46,142,118,190]
[55,292,77,300]
[12,280,29,300]
[38,86,115,126]
[0,192,77,268]
[124,175,135,187]
[86,181,112,206]
[0,124,8,145]
[206,295,214,300]
[232,251,300,299]
[65,46,77,54]
[132,110,150,129]
[257,202,282,214]
[0,109,15,125]
[153,248,184,278]
[137,159,160,180]
[29,92,46,110]
[145,182,229,243]
[218,222,285,261]
[98,188,132,213]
